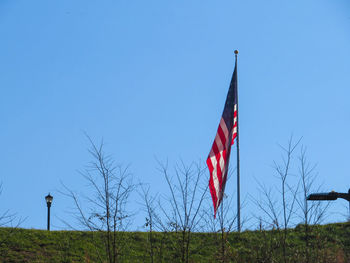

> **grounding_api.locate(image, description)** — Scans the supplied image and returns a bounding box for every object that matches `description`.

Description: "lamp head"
[45,193,53,206]
[307,192,337,201]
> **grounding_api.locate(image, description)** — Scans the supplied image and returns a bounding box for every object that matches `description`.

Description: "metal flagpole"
[234,50,241,232]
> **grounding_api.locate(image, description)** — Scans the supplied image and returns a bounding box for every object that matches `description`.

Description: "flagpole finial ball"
[234,50,239,55]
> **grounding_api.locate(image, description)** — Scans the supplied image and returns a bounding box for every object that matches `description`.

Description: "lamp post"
[307,189,350,218]
[45,193,53,231]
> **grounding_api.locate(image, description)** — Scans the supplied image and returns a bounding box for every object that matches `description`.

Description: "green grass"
[1,223,350,262]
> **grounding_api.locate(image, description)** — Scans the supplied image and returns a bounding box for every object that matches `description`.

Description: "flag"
[206,59,238,217]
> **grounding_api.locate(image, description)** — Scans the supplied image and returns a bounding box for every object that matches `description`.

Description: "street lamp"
[45,193,53,231]
[307,189,350,218]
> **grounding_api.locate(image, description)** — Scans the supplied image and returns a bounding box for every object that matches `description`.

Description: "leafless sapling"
[295,146,330,263]
[62,137,135,263]
[254,136,302,263]
[155,160,208,263]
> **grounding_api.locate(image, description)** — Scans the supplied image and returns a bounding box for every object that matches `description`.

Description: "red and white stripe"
[207,105,237,216]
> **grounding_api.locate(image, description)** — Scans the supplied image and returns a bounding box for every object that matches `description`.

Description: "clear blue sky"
[1,0,350,230]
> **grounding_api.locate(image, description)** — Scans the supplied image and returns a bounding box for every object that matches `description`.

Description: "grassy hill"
[1,223,350,263]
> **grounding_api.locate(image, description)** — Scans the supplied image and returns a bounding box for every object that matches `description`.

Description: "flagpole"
[234,50,241,232]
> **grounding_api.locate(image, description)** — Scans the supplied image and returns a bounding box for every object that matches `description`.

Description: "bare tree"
[139,184,158,263]
[253,136,334,263]
[62,137,135,263]
[296,146,330,263]
[154,160,208,263]
[0,183,17,228]
[202,193,237,263]
[252,180,285,262]
[0,181,25,259]
[274,136,301,263]
[253,136,302,263]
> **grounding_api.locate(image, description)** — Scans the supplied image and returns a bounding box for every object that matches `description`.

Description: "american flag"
[206,59,238,217]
